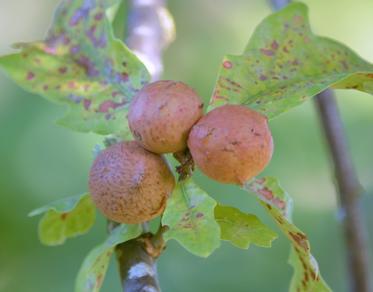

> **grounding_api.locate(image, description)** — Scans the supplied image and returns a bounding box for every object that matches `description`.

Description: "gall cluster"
[89,80,273,224]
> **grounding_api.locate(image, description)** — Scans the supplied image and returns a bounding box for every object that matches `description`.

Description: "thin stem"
[270,2,371,291]
[315,90,372,292]
[112,1,175,291]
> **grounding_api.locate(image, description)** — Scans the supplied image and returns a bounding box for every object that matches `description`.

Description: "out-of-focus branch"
[315,90,372,292]
[270,2,371,292]
[112,1,175,292]
[269,0,290,11]
[126,0,175,81]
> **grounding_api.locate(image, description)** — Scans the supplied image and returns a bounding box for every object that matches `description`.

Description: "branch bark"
[269,2,371,291]
[113,1,175,292]
[115,229,166,292]
[116,239,160,292]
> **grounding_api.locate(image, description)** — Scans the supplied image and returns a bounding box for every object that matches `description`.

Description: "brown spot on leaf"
[96,274,104,288]
[60,213,68,220]
[274,216,284,224]
[292,59,300,66]
[77,55,99,77]
[259,74,268,81]
[26,71,35,80]
[309,270,317,280]
[120,72,129,81]
[83,99,91,110]
[293,15,304,25]
[68,81,77,89]
[271,40,279,50]
[259,187,274,200]
[212,94,228,101]
[340,60,349,70]
[260,48,274,56]
[95,12,104,21]
[304,271,309,282]
[98,100,126,113]
[302,279,307,288]
[223,60,233,69]
[70,45,80,54]
[289,231,309,251]
[58,67,67,74]
[273,198,286,210]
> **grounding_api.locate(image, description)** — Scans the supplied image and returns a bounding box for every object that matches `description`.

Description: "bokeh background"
[1,0,373,291]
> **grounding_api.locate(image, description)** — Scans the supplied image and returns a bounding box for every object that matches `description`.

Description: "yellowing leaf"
[29,193,95,246]
[210,3,373,118]
[162,179,220,257]
[244,177,331,292]
[0,0,149,136]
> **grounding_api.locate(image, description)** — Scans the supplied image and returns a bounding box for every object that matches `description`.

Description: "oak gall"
[89,141,175,224]
[128,80,204,154]
[188,105,273,185]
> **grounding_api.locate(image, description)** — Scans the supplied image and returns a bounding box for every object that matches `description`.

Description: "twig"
[115,227,168,292]
[116,239,161,292]
[315,90,372,292]
[113,1,175,291]
[173,149,195,180]
[269,2,372,291]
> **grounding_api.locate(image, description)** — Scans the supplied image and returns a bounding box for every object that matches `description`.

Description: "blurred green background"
[1,0,373,291]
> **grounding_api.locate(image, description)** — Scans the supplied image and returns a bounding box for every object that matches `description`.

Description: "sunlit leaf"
[214,204,277,249]
[29,193,95,246]
[162,179,220,257]
[244,177,331,292]
[210,3,373,118]
[0,0,149,136]
[75,224,142,292]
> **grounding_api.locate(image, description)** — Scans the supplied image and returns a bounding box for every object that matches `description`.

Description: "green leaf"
[29,193,96,246]
[75,224,142,292]
[244,177,331,292]
[162,179,220,257]
[0,0,150,136]
[209,3,373,118]
[214,204,277,249]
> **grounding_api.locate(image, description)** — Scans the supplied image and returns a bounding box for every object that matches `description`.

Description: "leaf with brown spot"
[210,3,373,118]
[75,224,142,292]
[244,177,331,292]
[162,179,220,257]
[29,193,95,246]
[0,0,149,137]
